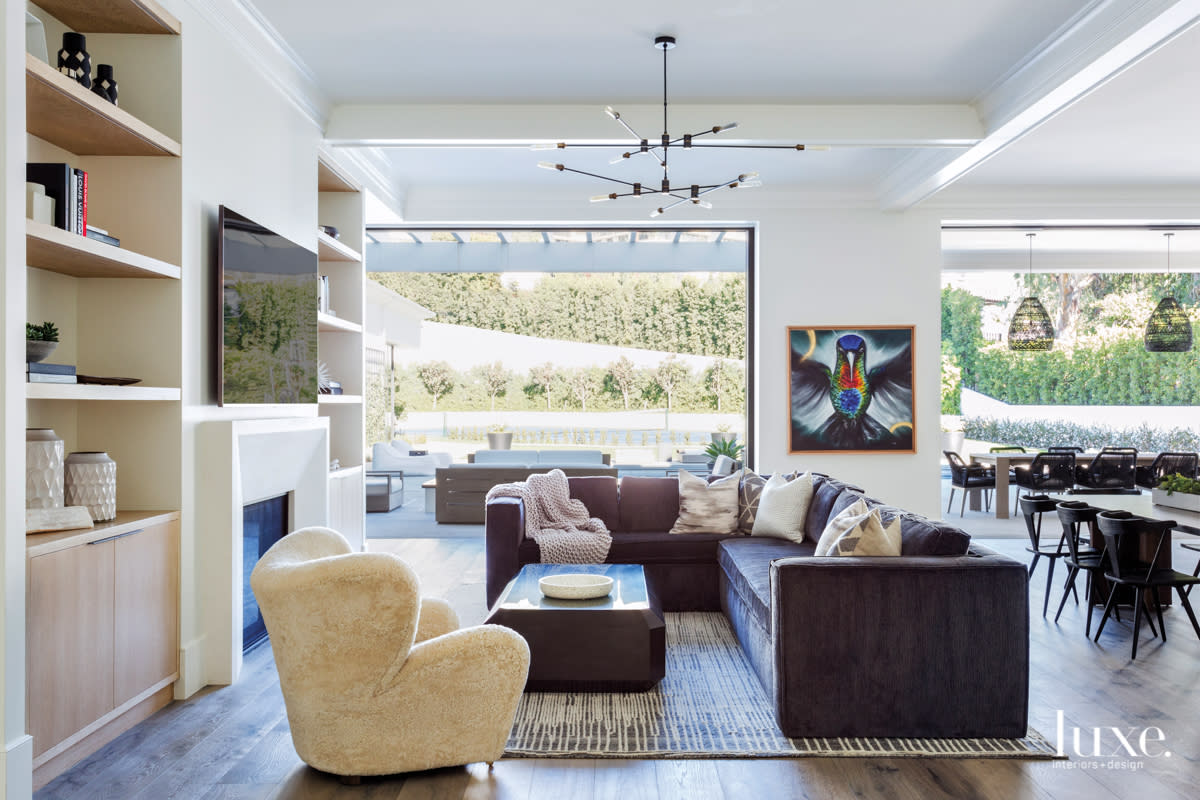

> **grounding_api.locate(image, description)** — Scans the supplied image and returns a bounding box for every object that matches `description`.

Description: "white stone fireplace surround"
[200,417,329,685]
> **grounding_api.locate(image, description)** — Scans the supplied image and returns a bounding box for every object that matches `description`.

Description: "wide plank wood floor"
[35,536,1200,800]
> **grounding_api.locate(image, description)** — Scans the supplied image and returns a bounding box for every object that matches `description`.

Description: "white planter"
[487,432,513,450]
[1152,488,1200,514]
[25,428,64,509]
[65,451,117,521]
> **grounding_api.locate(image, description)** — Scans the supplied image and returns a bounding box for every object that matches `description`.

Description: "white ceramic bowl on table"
[538,573,613,600]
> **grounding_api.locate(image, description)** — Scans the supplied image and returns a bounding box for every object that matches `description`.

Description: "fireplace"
[242,493,289,650]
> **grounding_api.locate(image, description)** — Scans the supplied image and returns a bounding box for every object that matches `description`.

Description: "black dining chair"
[1021,494,1071,618]
[944,451,996,517]
[989,446,1027,453]
[1094,511,1200,659]
[1135,452,1199,489]
[1048,446,1085,454]
[1013,452,1076,502]
[1054,501,1112,636]
[1074,448,1139,494]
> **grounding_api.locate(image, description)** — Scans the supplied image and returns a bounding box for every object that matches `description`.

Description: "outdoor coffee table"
[485,563,665,691]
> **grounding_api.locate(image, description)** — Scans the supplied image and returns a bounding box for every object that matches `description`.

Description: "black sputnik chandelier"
[535,35,813,217]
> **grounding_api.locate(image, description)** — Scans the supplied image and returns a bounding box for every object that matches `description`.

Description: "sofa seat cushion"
[718,538,814,629]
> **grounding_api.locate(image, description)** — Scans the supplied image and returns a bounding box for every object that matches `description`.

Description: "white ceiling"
[246,0,1200,235]
[250,0,1093,103]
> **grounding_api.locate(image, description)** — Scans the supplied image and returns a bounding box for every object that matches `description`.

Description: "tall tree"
[706,358,730,412]
[476,361,511,411]
[416,361,454,410]
[606,356,639,410]
[567,368,601,412]
[527,362,557,410]
[654,356,690,413]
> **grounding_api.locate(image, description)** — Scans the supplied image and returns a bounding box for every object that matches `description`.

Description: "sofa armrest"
[485,497,526,608]
[769,547,1029,739]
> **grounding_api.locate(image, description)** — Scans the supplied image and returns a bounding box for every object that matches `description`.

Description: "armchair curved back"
[250,527,421,701]
[1157,452,1199,481]
[1082,450,1137,489]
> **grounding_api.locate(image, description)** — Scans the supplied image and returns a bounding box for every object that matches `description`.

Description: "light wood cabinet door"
[27,541,116,758]
[114,521,180,706]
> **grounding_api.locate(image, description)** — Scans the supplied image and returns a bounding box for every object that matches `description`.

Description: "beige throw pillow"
[670,469,740,534]
[815,497,902,557]
[751,472,813,543]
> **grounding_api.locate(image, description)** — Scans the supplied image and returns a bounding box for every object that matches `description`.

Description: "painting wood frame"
[787,325,916,454]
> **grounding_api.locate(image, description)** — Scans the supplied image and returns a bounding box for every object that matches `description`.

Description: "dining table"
[968,451,1161,520]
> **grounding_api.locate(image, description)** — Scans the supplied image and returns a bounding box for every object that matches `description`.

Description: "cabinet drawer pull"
[87,529,144,545]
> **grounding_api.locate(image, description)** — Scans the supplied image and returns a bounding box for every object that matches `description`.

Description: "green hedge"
[963,416,1200,452]
[970,325,1200,406]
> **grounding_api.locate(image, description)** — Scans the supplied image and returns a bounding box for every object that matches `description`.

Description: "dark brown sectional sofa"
[486,473,1030,740]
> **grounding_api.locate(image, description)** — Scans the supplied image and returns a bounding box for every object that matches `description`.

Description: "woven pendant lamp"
[1008,233,1055,351]
[1144,233,1193,352]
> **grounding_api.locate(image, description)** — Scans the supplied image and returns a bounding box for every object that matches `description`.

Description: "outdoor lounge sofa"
[485,473,1030,740]
[435,450,616,523]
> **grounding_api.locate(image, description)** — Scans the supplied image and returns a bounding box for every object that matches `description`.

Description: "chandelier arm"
[555,165,645,189]
[686,143,811,150]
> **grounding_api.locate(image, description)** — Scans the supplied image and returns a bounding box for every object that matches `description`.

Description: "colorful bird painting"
[789,328,914,452]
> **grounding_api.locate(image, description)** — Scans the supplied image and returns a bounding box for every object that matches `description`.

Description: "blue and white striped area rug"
[505,612,1059,759]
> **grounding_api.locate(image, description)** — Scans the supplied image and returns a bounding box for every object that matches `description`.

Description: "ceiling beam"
[365,241,747,273]
[325,103,982,148]
[879,0,1200,210]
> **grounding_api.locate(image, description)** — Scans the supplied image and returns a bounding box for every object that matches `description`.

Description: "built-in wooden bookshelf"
[26,220,180,279]
[32,0,181,35]
[26,384,181,402]
[317,311,362,334]
[317,230,361,262]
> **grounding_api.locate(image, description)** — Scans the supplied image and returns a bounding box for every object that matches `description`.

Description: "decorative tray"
[76,375,141,385]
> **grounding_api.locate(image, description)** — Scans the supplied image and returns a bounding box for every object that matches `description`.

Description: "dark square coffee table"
[485,563,665,691]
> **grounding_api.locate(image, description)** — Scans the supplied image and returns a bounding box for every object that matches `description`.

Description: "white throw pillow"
[670,469,741,534]
[751,472,814,543]
[815,497,902,557]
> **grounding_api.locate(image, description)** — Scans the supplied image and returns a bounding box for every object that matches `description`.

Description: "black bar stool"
[1021,494,1069,618]
[1094,511,1200,659]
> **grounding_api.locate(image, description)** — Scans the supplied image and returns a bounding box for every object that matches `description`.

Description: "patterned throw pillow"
[670,469,741,534]
[815,497,902,557]
[751,472,814,543]
[738,471,767,533]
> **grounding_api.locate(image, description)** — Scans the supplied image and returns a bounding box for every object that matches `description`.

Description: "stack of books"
[27,363,76,384]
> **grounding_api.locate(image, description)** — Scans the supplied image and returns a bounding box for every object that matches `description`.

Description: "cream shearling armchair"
[250,527,530,777]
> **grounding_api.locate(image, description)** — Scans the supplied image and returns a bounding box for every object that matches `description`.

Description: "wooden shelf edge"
[26,220,181,279]
[26,55,182,157]
[33,0,181,35]
[26,384,181,401]
[318,157,359,193]
[329,465,364,478]
[317,231,361,262]
[26,510,180,557]
[317,312,362,333]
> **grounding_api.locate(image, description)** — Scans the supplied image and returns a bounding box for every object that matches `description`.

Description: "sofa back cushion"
[618,477,680,533]
[805,478,845,542]
[472,450,529,465]
[538,449,605,466]
[867,504,972,555]
[567,476,620,531]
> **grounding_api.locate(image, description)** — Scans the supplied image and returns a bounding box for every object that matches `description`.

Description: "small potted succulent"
[710,423,737,447]
[704,435,744,470]
[26,321,59,363]
[1153,473,1200,513]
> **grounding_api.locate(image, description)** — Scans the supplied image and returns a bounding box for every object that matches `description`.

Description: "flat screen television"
[217,206,318,405]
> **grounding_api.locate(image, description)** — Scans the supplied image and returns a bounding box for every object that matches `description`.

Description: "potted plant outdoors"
[710,423,737,447]
[1152,473,1200,514]
[487,424,513,451]
[26,321,59,363]
[940,418,965,457]
[704,436,744,471]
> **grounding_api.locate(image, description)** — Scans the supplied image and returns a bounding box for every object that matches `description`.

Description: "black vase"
[57,32,91,90]
[91,64,118,105]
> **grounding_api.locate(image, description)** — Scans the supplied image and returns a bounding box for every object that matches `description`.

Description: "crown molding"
[183,0,330,128]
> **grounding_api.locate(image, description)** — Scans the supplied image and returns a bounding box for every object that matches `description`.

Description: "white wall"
[171,0,322,697]
[401,186,944,518]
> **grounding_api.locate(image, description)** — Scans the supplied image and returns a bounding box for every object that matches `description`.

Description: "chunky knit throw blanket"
[485,469,612,564]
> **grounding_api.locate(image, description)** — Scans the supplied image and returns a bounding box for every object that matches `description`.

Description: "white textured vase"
[65,451,117,521]
[26,428,64,509]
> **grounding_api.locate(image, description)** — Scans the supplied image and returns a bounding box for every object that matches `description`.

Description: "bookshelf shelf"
[26,384,181,401]
[317,231,361,262]
[32,0,181,35]
[317,394,363,405]
[26,55,182,157]
[318,158,358,193]
[26,221,181,279]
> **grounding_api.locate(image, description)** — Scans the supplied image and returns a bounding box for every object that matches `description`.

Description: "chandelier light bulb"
[530,143,562,151]
[715,122,739,133]
[590,194,617,203]
[738,172,760,181]
[604,106,619,119]
[537,161,562,171]
[610,152,632,164]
